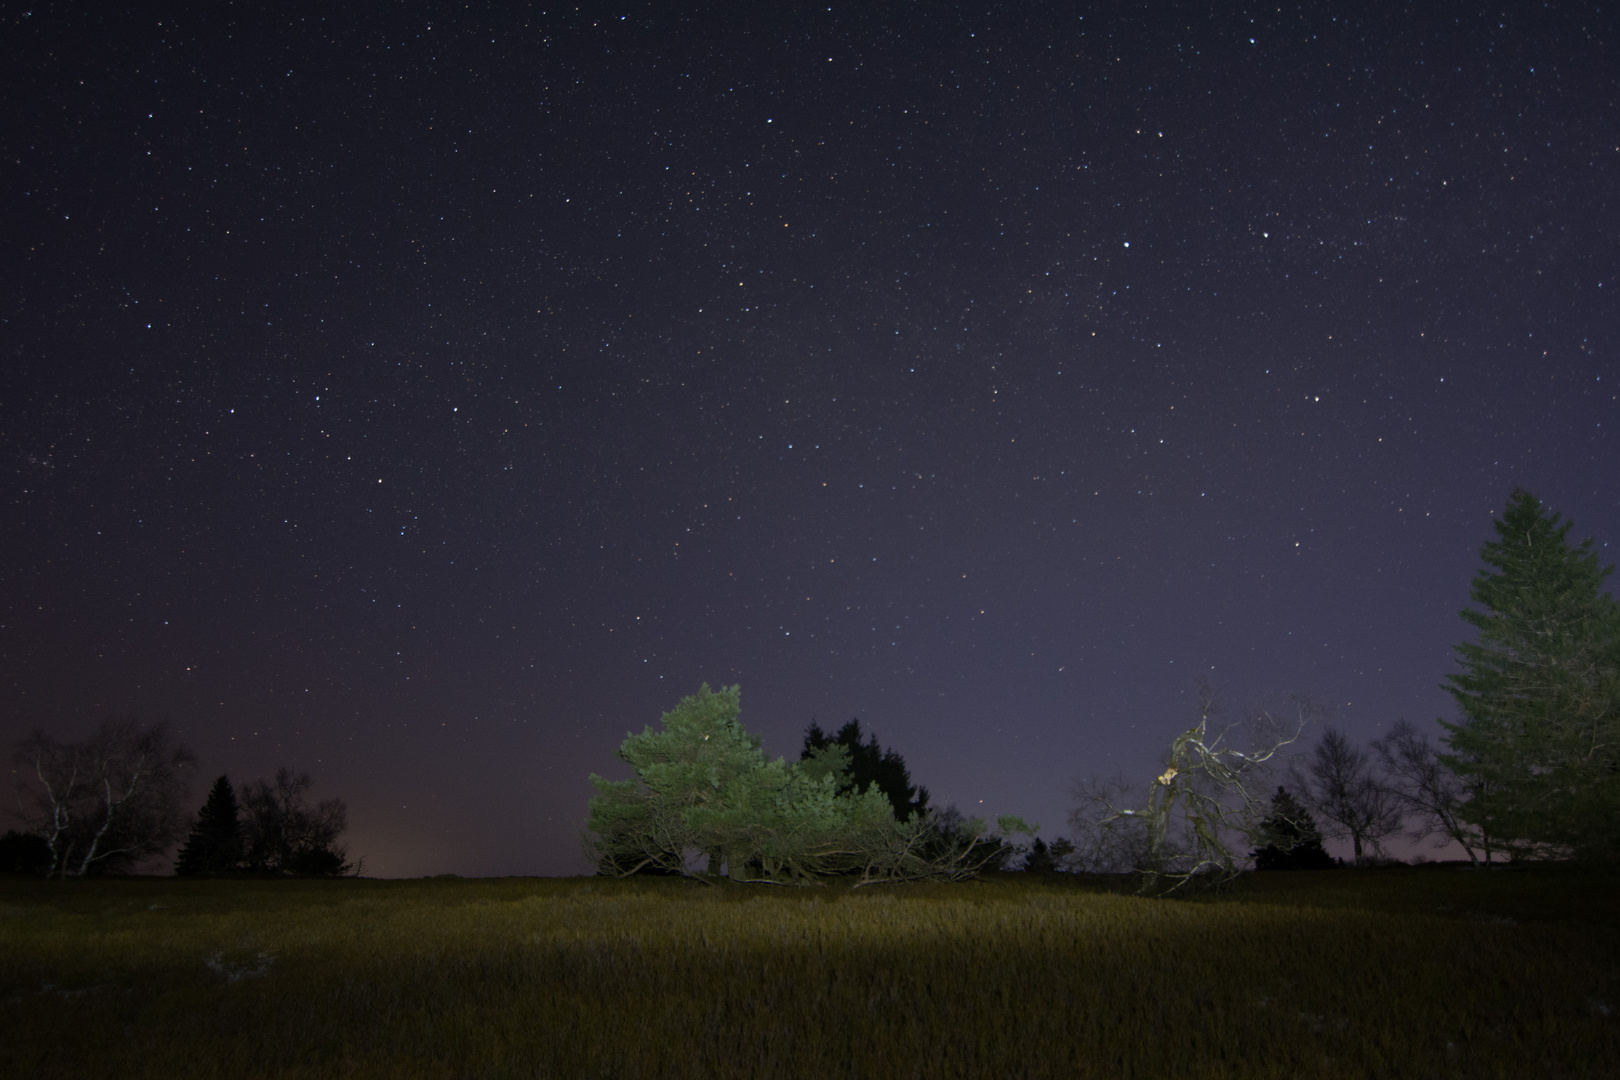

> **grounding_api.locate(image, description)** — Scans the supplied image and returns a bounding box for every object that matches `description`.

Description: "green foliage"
[1442,489,1620,862]
[2,871,1615,1078]
[175,776,243,876]
[588,686,1023,884]
[801,718,930,820]
[1251,787,1336,870]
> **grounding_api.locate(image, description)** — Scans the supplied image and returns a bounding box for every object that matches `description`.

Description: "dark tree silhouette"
[1373,720,1489,865]
[0,830,51,875]
[1251,787,1337,870]
[800,719,930,821]
[1022,836,1075,874]
[240,767,353,875]
[11,717,195,877]
[1294,728,1404,864]
[175,775,243,875]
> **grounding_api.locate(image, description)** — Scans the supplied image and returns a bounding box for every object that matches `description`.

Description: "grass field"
[2,867,1616,1078]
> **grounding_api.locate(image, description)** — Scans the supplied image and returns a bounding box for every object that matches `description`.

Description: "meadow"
[2,867,1616,1079]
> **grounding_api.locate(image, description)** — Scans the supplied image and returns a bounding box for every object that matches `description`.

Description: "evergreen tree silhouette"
[801,719,930,821]
[1251,787,1336,870]
[175,775,242,874]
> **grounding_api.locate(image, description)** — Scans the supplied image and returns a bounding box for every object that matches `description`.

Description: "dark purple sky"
[3,2,1616,876]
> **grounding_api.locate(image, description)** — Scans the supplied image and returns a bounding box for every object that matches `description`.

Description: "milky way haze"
[3,3,1615,875]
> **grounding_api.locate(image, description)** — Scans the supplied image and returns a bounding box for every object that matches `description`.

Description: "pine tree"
[1442,489,1620,862]
[589,685,897,881]
[800,718,930,821]
[175,775,242,875]
[587,686,1021,884]
[1251,787,1336,870]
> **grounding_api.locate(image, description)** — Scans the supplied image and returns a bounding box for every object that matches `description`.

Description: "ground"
[2,866,1616,1078]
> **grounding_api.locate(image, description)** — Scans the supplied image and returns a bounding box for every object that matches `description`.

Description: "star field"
[3,2,1616,874]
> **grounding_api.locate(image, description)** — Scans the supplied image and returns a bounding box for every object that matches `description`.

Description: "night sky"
[4,3,1616,877]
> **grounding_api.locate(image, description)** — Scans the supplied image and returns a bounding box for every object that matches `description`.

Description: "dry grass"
[2,868,1616,1078]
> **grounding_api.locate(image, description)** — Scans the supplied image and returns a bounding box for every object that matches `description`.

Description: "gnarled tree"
[1070,684,1326,894]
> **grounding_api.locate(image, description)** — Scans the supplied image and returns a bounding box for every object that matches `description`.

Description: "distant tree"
[1293,728,1404,865]
[801,719,930,821]
[175,775,243,875]
[240,767,353,875]
[1372,720,1490,866]
[1250,787,1336,870]
[0,830,51,875]
[11,718,195,878]
[1442,489,1620,862]
[1070,682,1326,894]
[1021,836,1076,874]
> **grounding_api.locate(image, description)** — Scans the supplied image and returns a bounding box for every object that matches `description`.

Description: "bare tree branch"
[1070,686,1327,894]
[1292,727,1404,865]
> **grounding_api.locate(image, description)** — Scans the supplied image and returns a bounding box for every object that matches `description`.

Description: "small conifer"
[1251,787,1336,870]
[176,775,242,875]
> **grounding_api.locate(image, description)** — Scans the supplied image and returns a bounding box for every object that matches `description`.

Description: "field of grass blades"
[2,871,1616,1078]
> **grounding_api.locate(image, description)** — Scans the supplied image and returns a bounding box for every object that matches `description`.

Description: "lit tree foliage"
[1442,489,1620,862]
[587,685,1030,884]
[801,719,930,821]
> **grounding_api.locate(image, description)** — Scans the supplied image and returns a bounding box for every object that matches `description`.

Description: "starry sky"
[3,2,1616,876]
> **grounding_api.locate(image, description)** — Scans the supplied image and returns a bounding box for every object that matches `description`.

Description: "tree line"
[1068,487,1619,891]
[2,717,353,878]
[593,487,1618,890]
[8,487,1613,884]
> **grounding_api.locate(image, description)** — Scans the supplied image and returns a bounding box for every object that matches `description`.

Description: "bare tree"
[1070,683,1328,894]
[1371,719,1492,866]
[1293,727,1404,864]
[1068,773,1152,874]
[11,718,195,878]
[240,767,353,875]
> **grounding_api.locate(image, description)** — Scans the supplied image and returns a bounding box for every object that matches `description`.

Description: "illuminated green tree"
[1442,489,1620,861]
[801,719,930,821]
[587,685,1030,884]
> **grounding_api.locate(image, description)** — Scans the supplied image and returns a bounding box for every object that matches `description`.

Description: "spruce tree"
[800,718,930,821]
[1441,489,1620,861]
[1251,787,1336,870]
[175,774,242,875]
